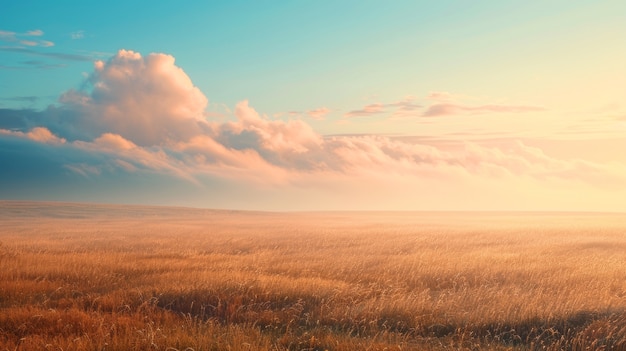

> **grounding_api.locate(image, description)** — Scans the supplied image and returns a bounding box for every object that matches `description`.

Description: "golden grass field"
[2,201,626,350]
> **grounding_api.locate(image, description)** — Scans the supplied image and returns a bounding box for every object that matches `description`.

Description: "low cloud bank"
[1,50,624,210]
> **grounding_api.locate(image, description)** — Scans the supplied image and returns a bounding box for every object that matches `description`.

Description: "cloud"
[1,49,625,210]
[306,107,331,120]
[63,163,101,177]
[92,133,137,151]
[0,108,42,130]
[1,96,39,103]
[344,98,421,118]
[19,40,38,46]
[70,30,85,40]
[25,29,44,36]
[340,95,543,120]
[344,103,386,117]
[71,133,198,182]
[0,126,66,144]
[0,47,89,61]
[388,97,422,118]
[197,100,326,174]
[7,119,622,192]
[0,60,66,70]
[422,104,463,117]
[423,103,545,117]
[0,29,54,47]
[27,127,66,144]
[426,91,453,100]
[0,30,17,42]
[57,49,209,145]
[0,63,65,70]
[278,107,332,120]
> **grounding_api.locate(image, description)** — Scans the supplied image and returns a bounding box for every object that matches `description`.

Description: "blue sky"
[4,1,623,112]
[1,1,626,210]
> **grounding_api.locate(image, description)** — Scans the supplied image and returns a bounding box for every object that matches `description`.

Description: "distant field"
[1,201,626,350]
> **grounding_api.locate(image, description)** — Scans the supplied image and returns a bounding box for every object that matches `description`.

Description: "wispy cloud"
[5,96,36,103]
[0,29,54,47]
[276,107,332,120]
[22,60,62,67]
[1,96,40,103]
[63,163,101,178]
[0,30,15,41]
[422,103,545,117]
[19,40,53,47]
[0,62,67,70]
[287,95,541,123]
[344,98,421,118]
[426,91,454,101]
[0,47,92,62]
[0,29,82,69]
[19,40,38,47]
[388,97,422,118]
[70,30,85,40]
[344,103,385,117]
[25,29,44,36]
[306,107,331,120]
[343,93,543,119]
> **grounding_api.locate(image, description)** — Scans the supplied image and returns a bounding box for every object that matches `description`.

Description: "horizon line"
[1,199,625,216]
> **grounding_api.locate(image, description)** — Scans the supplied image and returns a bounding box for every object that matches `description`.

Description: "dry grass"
[1,201,626,350]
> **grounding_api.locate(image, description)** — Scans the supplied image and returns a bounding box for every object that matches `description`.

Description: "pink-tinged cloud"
[344,103,386,117]
[25,29,44,36]
[18,39,54,47]
[277,107,331,120]
[422,103,545,117]
[422,104,463,117]
[93,133,137,151]
[0,47,613,185]
[0,127,66,144]
[307,107,331,120]
[232,100,322,154]
[20,40,38,46]
[426,91,453,100]
[3,49,626,211]
[10,123,626,190]
[388,97,421,118]
[72,133,199,183]
[27,127,66,144]
[172,135,290,183]
[345,98,421,119]
[60,49,208,146]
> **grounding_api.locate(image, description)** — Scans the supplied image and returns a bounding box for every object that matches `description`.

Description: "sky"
[1,1,625,211]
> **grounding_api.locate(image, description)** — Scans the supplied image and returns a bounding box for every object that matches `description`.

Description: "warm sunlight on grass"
[1,202,626,350]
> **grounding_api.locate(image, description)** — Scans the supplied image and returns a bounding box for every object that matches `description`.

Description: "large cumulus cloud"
[1,49,625,210]
[59,49,209,145]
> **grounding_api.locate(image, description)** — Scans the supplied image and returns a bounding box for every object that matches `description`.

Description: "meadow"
[1,201,626,350]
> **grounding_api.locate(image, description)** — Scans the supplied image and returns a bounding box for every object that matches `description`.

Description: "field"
[1,202,626,350]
